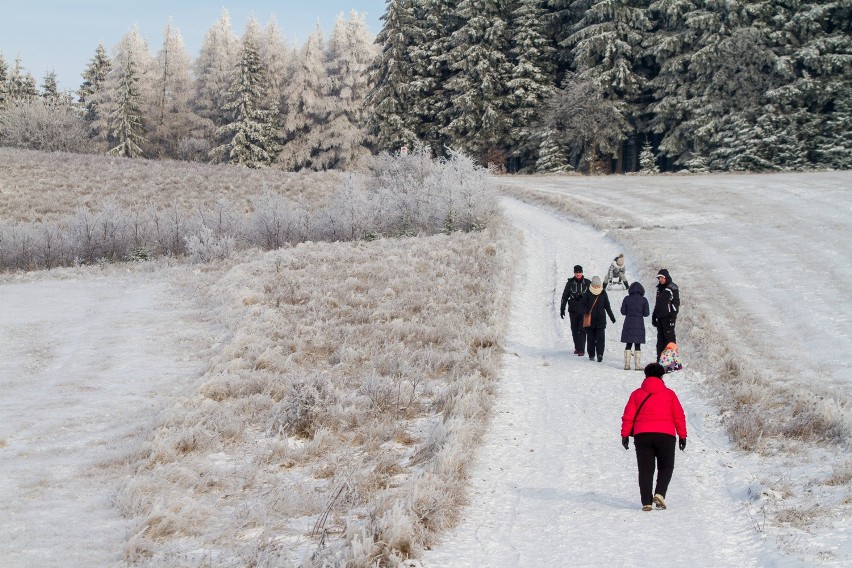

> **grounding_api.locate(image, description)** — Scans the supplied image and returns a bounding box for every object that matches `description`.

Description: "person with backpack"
[581,275,616,362]
[652,268,680,362]
[620,282,650,370]
[621,362,687,511]
[560,264,592,356]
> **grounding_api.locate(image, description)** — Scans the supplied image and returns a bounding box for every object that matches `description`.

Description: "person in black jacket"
[582,275,616,362]
[560,265,592,356]
[652,268,680,362]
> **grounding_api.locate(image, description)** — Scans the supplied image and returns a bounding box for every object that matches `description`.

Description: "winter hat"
[574,264,583,273]
[656,268,671,281]
[644,362,665,378]
[666,342,678,351]
[590,275,602,288]
[616,253,625,267]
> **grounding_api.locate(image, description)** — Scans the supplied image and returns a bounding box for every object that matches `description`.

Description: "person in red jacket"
[621,362,687,511]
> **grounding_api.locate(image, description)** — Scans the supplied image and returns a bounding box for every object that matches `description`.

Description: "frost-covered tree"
[441,0,513,166]
[209,32,278,168]
[147,20,197,159]
[750,0,852,169]
[102,28,151,158]
[639,139,659,173]
[417,0,463,153]
[278,25,329,170]
[368,0,423,151]
[0,53,8,110]
[508,0,557,169]
[648,1,775,170]
[8,55,38,100]
[78,43,111,126]
[40,71,60,100]
[312,11,376,170]
[193,8,240,146]
[536,128,572,172]
[543,73,629,172]
[259,17,293,109]
[567,0,654,169]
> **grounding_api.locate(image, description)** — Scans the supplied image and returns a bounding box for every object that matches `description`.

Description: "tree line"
[371,0,850,173]
[0,2,849,174]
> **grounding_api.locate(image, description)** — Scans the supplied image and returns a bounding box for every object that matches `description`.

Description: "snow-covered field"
[0,171,850,566]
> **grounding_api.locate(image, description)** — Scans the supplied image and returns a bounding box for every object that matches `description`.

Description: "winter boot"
[624,350,631,370]
[633,350,642,370]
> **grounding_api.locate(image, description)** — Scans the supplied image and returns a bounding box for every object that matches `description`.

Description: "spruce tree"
[508,0,557,170]
[41,71,60,100]
[8,56,38,100]
[567,0,654,170]
[639,140,659,174]
[79,43,111,123]
[0,53,9,111]
[368,0,423,151]
[210,34,278,168]
[441,0,513,166]
[107,55,147,158]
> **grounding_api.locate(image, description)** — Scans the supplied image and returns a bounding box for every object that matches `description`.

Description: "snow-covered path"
[423,198,779,567]
[0,271,210,567]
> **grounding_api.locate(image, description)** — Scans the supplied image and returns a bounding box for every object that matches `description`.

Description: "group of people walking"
[559,261,680,366]
[559,257,687,512]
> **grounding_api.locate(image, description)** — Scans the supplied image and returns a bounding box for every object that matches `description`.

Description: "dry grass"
[115,222,518,565]
[0,147,340,224]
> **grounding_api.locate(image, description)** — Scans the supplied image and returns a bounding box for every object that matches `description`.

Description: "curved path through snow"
[422,198,780,567]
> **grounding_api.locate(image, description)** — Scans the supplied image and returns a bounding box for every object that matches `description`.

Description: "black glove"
[651,317,657,327]
[560,312,565,319]
[679,438,686,451]
[622,437,629,450]
[610,317,616,324]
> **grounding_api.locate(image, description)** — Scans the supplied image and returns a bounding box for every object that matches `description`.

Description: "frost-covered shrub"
[0,98,95,154]
[185,224,237,263]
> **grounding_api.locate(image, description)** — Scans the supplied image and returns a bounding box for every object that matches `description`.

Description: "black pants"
[634,433,676,506]
[655,317,677,361]
[569,311,586,352]
[586,327,605,360]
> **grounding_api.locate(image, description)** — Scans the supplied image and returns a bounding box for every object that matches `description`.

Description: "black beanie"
[644,362,665,378]
[574,265,583,273]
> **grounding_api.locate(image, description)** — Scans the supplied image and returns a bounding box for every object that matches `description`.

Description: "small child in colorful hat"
[659,342,683,373]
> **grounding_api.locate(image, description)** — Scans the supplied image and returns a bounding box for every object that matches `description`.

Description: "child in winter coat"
[659,342,683,373]
[604,253,629,289]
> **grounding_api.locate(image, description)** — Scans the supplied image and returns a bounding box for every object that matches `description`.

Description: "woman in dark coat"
[620,282,650,370]
[582,276,616,362]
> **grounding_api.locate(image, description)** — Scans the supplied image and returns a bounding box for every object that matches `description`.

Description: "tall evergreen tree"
[368,0,423,151]
[312,11,377,170]
[259,17,293,111]
[102,27,151,158]
[194,8,240,147]
[209,33,278,168]
[78,43,111,124]
[508,0,558,170]
[567,0,655,170]
[0,53,9,111]
[40,70,60,100]
[441,0,513,166]
[278,26,329,170]
[147,20,197,158]
[418,0,463,153]
[8,55,38,100]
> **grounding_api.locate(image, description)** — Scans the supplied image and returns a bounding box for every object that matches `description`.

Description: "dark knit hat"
[574,265,583,273]
[644,362,665,378]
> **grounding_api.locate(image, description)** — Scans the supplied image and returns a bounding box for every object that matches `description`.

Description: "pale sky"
[0,0,385,92]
